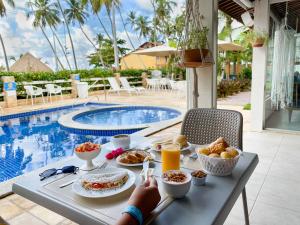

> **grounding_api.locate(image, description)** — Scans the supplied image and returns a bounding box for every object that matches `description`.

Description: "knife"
[143,160,150,180]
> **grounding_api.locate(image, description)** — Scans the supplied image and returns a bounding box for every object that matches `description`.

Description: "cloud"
[15,12,34,31]
[134,0,153,12]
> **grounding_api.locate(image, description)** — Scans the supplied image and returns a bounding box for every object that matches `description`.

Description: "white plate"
[152,142,193,152]
[72,168,136,198]
[116,151,155,167]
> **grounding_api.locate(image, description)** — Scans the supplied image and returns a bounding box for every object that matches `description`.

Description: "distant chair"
[146,78,159,91]
[119,77,145,94]
[107,77,137,95]
[159,78,170,90]
[45,84,63,102]
[24,85,45,105]
[151,70,162,79]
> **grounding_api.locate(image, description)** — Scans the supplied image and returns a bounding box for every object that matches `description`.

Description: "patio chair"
[24,85,45,105]
[119,77,145,94]
[146,78,159,91]
[45,84,63,103]
[181,108,250,225]
[159,78,170,90]
[107,77,137,95]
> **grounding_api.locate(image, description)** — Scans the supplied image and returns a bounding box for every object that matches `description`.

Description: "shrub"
[217,79,251,98]
[240,67,252,80]
[243,103,251,110]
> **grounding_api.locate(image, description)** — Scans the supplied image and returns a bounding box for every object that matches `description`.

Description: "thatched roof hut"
[10,52,53,72]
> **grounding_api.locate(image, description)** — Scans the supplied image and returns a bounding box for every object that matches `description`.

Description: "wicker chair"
[181,108,249,225]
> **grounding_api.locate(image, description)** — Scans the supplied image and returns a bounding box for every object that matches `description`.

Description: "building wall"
[120,54,167,70]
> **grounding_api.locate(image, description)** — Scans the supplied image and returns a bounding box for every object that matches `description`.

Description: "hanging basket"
[252,38,265,47]
[181,49,213,68]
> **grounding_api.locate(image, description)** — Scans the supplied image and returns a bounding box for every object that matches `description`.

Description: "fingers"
[149,177,158,188]
[143,178,150,187]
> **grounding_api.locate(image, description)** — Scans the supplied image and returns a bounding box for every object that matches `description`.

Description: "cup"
[111,134,131,149]
[161,143,180,172]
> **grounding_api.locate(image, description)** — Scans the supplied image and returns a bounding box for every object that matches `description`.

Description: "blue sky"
[0,0,185,70]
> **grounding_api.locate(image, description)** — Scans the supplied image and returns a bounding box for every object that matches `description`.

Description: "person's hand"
[128,177,161,219]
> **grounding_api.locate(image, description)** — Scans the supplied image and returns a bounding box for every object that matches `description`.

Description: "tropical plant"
[88,35,129,68]
[64,0,104,66]
[0,0,14,71]
[56,0,78,69]
[26,0,65,70]
[185,27,209,49]
[218,11,233,41]
[135,16,151,39]
[245,29,269,47]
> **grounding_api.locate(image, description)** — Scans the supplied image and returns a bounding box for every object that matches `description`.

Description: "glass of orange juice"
[161,144,180,172]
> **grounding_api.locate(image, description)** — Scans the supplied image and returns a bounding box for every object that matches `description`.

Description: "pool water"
[0,103,115,183]
[74,106,181,126]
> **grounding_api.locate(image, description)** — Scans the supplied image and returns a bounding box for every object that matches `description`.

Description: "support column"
[251,0,270,131]
[70,74,80,98]
[1,76,17,108]
[187,0,218,109]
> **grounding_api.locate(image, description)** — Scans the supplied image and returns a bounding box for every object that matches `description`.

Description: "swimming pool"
[0,103,181,183]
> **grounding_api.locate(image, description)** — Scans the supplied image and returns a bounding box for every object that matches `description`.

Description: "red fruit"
[105,153,114,160]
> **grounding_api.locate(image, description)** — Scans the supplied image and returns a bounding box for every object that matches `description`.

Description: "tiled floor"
[1,90,299,224]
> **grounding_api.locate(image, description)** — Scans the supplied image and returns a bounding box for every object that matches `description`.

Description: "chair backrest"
[119,77,131,89]
[181,108,243,150]
[24,85,34,95]
[45,84,55,92]
[151,70,162,79]
[107,77,121,90]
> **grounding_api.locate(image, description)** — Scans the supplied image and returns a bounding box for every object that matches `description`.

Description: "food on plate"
[75,142,100,153]
[152,139,173,151]
[226,147,239,158]
[163,170,187,183]
[208,153,220,158]
[118,150,151,164]
[198,148,210,155]
[220,151,232,159]
[105,148,124,160]
[208,137,229,154]
[81,171,128,191]
[191,170,207,178]
[173,135,188,149]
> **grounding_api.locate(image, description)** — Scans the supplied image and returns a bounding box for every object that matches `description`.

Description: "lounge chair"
[146,78,160,91]
[151,70,162,79]
[119,77,145,94]
[24,85,45,105]
[45,84,63,102]
[107,77,137,95]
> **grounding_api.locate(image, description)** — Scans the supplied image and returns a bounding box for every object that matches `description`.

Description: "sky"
[0,0,185,71]
[0,0,243,71]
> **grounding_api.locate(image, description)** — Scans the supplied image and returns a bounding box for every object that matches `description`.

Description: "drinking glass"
[161,143,180,172]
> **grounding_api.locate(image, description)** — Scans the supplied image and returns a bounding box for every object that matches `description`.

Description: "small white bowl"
[161,170,191,198]
[74,147,101,171]
[111,134,131,150]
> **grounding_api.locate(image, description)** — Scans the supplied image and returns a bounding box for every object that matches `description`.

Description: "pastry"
[208,137,229,154]
[173,135,188,149]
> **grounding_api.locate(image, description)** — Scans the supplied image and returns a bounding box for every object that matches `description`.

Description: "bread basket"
[196,149,241,176]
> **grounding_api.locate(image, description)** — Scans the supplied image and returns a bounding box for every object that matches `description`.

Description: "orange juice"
[161,144,180,172]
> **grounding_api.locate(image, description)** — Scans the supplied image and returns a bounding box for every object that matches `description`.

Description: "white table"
[13,136,258,225]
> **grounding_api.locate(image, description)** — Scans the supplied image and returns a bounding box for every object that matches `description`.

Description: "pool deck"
[2,91,300,225]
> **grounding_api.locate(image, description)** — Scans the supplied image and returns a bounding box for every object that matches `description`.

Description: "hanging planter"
[178,0,214,68]
[246,30,269,48]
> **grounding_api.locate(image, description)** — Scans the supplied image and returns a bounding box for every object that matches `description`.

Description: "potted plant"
[246,30,268,47]
[181,26,210,64]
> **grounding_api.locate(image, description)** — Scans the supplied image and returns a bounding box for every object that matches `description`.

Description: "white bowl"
[161,170,191,198]
[75,147,101,171]
[111,134,131,150]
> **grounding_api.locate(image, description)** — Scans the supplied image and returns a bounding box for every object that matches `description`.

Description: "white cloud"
[15,12,34,31]
[134,0,153,12]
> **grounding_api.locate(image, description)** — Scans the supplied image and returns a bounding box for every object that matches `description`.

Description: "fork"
[59,161,108,188]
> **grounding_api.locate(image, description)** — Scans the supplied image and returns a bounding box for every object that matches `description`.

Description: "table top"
[12,136,258,225]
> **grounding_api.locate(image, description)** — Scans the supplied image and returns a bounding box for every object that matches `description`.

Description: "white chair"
[45,84,63,102]
[151,70,162,79]
[24,85,45,105]
[146,78,159,91]
[107,77,137,95]
[159,78,170,91]
[119,77,145,94]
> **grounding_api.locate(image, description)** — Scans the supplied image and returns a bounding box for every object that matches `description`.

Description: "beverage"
[111,134,130,149]
[161,144,180,172]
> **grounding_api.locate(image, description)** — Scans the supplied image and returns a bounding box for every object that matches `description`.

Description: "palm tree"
[0,0,14,71]
[135,16,151,39]
[64,0,105,67]
[26,0,65,70]
[126,11,142,44]
[56,0,78,69]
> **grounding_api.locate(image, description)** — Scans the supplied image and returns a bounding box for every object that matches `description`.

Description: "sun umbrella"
[218,40,244,52]
[133,45,178,57]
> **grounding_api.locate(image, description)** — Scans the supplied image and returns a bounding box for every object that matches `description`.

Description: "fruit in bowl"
[161,170,191,198]
[74,142,101,171]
